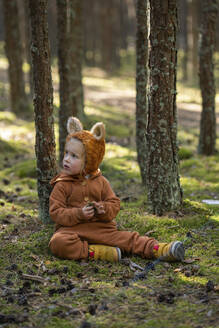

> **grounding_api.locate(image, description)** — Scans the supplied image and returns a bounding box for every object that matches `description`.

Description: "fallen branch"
[26,292,42,297]
[21,273,47,283]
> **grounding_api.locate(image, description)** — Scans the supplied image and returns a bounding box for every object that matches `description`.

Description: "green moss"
[0,139,30,169]
[43,318,77,328]
[180,158,202,169]
[0,159,36,178]
[85,104,132,139]
[19,177,37,189]
[178,147,193,160]
[0,111,16,123]
[182,199,212,216]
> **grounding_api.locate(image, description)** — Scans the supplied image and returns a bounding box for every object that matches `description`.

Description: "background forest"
[0,1,219,328]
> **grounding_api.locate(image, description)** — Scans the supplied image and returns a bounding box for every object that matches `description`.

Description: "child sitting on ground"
[49,117,185,263]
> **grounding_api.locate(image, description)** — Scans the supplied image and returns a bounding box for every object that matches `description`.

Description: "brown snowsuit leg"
[49,221,157,260]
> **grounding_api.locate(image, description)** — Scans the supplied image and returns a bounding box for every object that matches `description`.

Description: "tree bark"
[24,0,34,98]
[198,0,218,155]
[146,0,182,215]
[2,0,27,115]
[178,0,188,81]
[100,1,114,71]
[83,0,99,67]
[57,0,85,164]
[119,0,128,51]
[191,0,199,81]
[29,0,57,223]
[48,0,57,58]
[136,0,148,185]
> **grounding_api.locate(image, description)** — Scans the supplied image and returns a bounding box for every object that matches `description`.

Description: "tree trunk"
[17,0,26,60]
[29,0,57,223]
[216,14,219,51]
[191,0,199,82]
[83,0,99,67]
[57,0,85,164]
[48,0,57,58]
[119,0,128,50]
[100,1,113,71]
[24,0,34,98]
[198,0,218,155]
[146,0,182,215]
[136,0,148,185]
[2,0,27,115]
[111,0,121,70]
[178,0,188,82]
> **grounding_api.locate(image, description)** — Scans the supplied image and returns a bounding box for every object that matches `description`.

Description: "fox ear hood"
[90,122,105,141]
[66,117,105,175]
[67,117,83,134]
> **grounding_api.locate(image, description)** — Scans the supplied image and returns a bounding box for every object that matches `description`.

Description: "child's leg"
[91,230,157,259]
[74,223,157,259]
[49,227,89,260]
[74,222,184,261]
[49,227,120,262]
[89,230,184,261]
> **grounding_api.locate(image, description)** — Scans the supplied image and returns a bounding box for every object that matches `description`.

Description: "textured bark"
[2,0,26,115]
[191,0,199,81]
[216,15,219,51]
[179,0,188,81]
[119,0,128,51]
[29,0,57,223]
[100,1,113,71]
[48,0,57,58]
[146,0,182,215]
[100,0,120,72]
[57,0,85,164]
[198,0,218,155]
[24,0,34,97]
[136,0,148,185]
[83,0,99,67]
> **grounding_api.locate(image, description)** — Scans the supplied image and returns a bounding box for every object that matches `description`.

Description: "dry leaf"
[30,254,39,260]
[45,260,51,265]
[214,285,219,293]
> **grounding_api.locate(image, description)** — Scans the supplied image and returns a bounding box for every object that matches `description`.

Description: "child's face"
[63,138,85,175]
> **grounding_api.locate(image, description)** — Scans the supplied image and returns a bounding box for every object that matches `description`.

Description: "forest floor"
[0,67,219,328]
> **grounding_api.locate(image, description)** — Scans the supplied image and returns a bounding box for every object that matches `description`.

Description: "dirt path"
[85,85,219,132]
[1,62,219,132]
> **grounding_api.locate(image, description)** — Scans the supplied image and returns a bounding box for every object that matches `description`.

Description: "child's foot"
[88,244,122,263]
[153,241,185,261]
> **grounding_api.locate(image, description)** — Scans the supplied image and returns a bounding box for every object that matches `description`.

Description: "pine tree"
[136,0,148,185]
[29,0,57,223]
[146,0,182,215]
[57,0,85,164]
[198,0,218,155]
[2,0,27,115]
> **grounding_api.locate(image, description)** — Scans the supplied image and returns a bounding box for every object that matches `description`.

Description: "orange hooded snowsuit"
[49,117,157,260]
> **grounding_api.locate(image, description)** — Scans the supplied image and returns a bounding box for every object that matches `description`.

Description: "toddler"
[49,117,185,263]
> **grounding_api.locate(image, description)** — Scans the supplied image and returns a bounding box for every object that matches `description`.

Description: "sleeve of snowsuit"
[95,177,120,222]
[49,182,85,227]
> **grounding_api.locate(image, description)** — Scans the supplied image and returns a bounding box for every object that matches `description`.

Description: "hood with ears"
[66,117,105,175]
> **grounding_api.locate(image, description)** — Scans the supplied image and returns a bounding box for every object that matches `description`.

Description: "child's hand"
[92,201,105,215]
[82,204,95,219]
